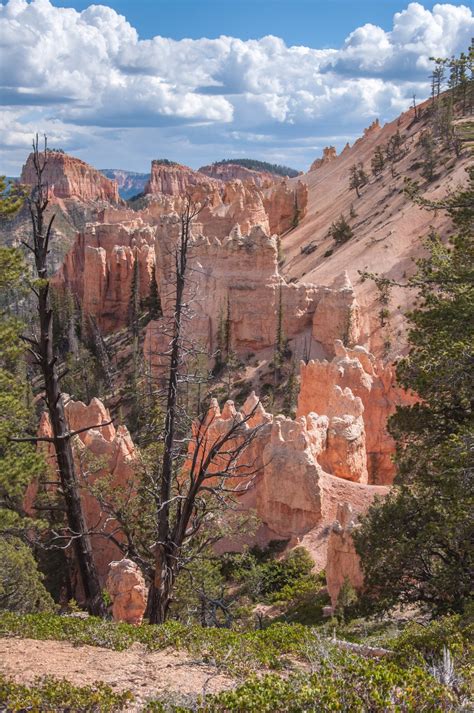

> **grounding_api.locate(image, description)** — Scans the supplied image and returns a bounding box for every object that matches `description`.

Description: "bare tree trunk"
[27,137,105,617]
[148,544,175,624]
[149,203,192,624]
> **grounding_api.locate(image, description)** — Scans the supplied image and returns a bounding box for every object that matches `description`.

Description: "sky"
[1,1,473,175]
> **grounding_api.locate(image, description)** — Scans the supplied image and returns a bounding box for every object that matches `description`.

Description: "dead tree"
[16,137,108,616]
[142,199,264,623]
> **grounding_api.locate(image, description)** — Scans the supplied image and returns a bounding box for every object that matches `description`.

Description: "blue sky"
[55,0,451,46]
[1,1,473,174]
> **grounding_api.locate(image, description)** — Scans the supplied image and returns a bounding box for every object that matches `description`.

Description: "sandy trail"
[0,637,234,710]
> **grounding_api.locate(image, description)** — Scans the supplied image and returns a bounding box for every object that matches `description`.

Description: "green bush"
[391,615,473,670]
[230,546,318,604]
[191,662,455,712]
[0,537,55,614]
[328,214,353,245]
[0,675,133,711]
[145,651,457,711]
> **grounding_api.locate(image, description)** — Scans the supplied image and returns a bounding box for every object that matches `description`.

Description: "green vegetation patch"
[0,675,133,712]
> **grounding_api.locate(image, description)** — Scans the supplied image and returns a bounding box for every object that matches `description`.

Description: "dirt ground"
[0,637,235,710]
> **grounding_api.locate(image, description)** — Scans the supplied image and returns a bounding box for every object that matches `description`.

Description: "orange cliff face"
[21,151,120,204]
[145,223,366,371]
[145,160,219,197]
[55,218,156,332]
[198,162,276,187]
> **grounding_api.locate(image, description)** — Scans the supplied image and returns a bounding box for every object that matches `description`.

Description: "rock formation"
[190,391,388,570]
[264,180,308,235]
[309,146,337,172]
[297,340,411,484]
[106,559,148,625]
[27,380,390,598]
[146,218,322,366]
[325,502,364,609]
[311,272,362,357]
[21,151,120,203]
[363,118,381,137]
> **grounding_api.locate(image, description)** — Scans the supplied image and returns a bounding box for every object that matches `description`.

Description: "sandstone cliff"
[145,161,219,196]
[56,218,156,332]
[21,151,120,203]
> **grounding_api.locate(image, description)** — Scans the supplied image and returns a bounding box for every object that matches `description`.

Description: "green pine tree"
[355,167,474,615]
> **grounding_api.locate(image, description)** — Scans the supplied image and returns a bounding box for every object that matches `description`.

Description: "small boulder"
[106,559,147,625]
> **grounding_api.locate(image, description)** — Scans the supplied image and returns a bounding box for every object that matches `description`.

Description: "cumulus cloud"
[0,0,472,172]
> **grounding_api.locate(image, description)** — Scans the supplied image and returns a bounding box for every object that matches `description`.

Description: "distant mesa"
[199,158,300,180]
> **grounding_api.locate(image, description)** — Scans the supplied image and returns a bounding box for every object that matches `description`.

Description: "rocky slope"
[282,103,470,356]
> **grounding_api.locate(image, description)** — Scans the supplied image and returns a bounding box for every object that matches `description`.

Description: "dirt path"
[0,637,234,710]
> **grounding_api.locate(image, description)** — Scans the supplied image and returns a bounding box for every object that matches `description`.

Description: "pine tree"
[328,214,353,245]
[429,57,447,103]
[385,130,404,176]
[349,163,368,198]
[418,130,437,182]
[371,145,385,176]
[274,282,285,376]
[147,271,162,320]
[128,252,141,339]
[355,168,474,615]
[282,358,299,418]
[0,177,25,217]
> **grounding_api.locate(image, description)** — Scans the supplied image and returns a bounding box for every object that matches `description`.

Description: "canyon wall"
[56,164,308,336]
[146,218,363,367]
[56,219,156,332]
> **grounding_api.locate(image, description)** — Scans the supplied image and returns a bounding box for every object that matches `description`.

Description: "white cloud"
[0,0,472,172]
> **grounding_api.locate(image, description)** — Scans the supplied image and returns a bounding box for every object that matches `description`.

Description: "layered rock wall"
[147,217,322,361]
